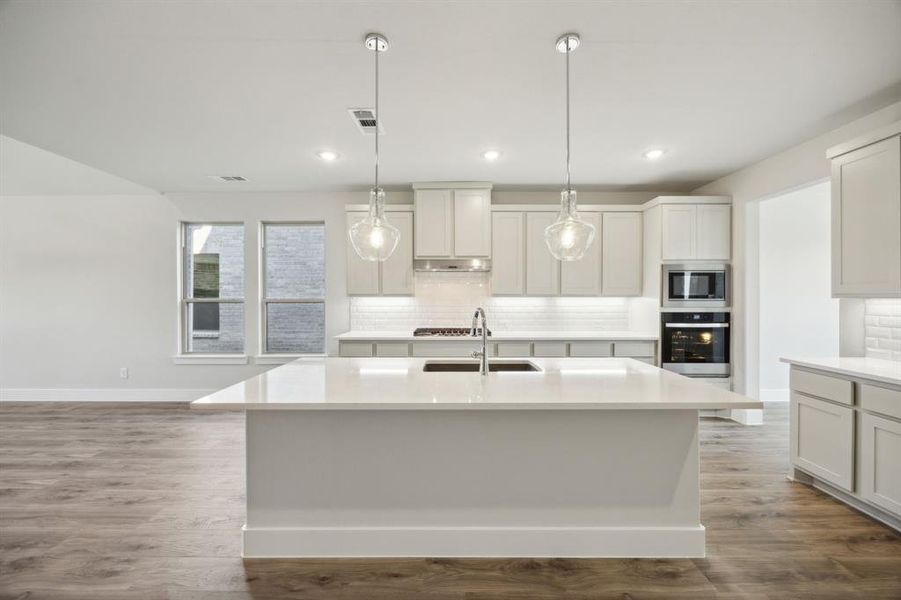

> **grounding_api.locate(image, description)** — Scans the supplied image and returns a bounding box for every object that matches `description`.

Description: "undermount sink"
[423,361,541,373]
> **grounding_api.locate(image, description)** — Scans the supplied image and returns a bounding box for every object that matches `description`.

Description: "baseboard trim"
[789,467,901,532]
[0,388,216,402]
[759,388,789,402]
[242,524,706,558]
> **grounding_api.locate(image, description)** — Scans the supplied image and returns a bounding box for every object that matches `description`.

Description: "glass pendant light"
[545,33,596,261]
[349,33,400,262]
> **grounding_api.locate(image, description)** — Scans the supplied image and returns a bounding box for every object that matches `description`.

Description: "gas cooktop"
[413,327,492,337]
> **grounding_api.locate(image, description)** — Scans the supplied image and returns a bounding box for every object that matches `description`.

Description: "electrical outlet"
[120,367,128,379]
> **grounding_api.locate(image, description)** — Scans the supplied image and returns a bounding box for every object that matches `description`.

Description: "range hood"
[413,259,491,272]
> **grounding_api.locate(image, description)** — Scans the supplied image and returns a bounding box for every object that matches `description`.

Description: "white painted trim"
[172,354,249,365]
[759,388,790,402]
[242,525,706,558]
[826,119,901,159]
[254,354,325,365]
[727,408,764,425]
[344,204,414,213]
[411,181,493,190]
[0,388,216,402]
[790,468,901,532]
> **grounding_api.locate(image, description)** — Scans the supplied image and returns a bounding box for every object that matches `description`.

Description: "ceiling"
[1,0,900,193]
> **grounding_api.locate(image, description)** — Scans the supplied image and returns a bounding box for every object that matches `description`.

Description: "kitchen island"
[192,357,761,558]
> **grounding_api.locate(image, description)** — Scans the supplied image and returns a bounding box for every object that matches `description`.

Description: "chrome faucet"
[470,307,489,375]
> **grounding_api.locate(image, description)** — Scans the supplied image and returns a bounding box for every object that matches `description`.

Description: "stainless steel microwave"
[662,263,730,308]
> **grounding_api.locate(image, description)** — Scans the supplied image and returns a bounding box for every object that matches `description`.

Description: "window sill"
[255,354,327,365]
[173,354,250,365]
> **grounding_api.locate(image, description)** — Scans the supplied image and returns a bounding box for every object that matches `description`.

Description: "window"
[181,223,245,354]
[261,223,326,354]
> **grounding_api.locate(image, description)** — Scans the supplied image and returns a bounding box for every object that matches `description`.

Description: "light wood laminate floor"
[1,401,900,599]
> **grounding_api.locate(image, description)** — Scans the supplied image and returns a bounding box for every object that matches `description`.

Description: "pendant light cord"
[374,42,379,191]
[565,37,571,192]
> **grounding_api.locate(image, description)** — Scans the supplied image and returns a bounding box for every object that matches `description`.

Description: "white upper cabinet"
[696,205,732,260]
[413,184,491,259]
[491,212,524,295]
[346,212,380,296]
[525,212,560,295]
[346,210,414,296]
[380,212,414,295]
[453,189,491,257]
[661,205,697,260]
[830,133,901,297]
[561,212,601,296]
[602,212,643,296]
[660,203,731,261]
[413,189,453,257]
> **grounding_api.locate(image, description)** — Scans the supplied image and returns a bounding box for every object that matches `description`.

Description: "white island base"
[244,408,703,558]
[193,357,761,558]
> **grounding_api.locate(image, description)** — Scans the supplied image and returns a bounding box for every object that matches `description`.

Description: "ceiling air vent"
[348,108,385,135]
[208,175,248,182]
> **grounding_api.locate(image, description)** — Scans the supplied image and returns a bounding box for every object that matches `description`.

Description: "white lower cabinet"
[532,342,567,357]
[375,342,410,357]
[859,412,901,516]
[790,392,855,492]
[495,342,531,357]
[339,342,374,357]
[569,342,614,357]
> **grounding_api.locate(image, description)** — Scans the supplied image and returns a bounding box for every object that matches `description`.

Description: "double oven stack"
[660,264,731,380]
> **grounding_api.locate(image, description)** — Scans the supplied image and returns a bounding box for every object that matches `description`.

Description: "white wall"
[693,99,901,397]
[758,182,838,400]
[0,190,406,397]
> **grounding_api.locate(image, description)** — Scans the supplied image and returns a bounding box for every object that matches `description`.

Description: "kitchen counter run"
[335,330,659,341]
[780,356,901,387]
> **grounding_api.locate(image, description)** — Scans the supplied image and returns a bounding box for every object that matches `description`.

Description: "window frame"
[258,221,327,357]
[176,221,247,360]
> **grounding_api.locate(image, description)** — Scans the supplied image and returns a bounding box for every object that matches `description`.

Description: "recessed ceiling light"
[317,150,339,161]
[481,150,502,161]
[643,149,666,160]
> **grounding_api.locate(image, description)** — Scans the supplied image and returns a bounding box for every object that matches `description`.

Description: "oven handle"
[664,323,729,328]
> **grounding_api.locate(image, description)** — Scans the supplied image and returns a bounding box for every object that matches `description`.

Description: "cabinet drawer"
[790,368,854,405]
[496,342,532,357]
[375,342,410,357]
[569,342,613,357]
[412,341,487,358]
[791,392,855,492]
[859,412,901,517]
[339,342,374,357]
[859,383,901,420]
[614,341,654,358]
[533,342,567,357]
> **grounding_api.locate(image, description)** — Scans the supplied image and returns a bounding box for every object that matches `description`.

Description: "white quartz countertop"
[192,357,761,411]
[780,356,901,387]
[336,330,659,341]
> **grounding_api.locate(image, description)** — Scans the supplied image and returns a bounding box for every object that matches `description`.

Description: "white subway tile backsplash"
[350,272,632,332]
[865,299,901,361]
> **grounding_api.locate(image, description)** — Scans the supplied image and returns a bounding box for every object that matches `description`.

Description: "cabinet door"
[790,392,854,492]
[346,212,380,295]
[491,212,524,295]
[414,189,453,257]
[561,212,601,295]
[380,212,414,295]
[696,205,731,260]
[831,136,901,296]
[453,189,491,257]
[525,212,560,295]
[859,412,901,517]
[661,204,697,260]
[602,212,642,296]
